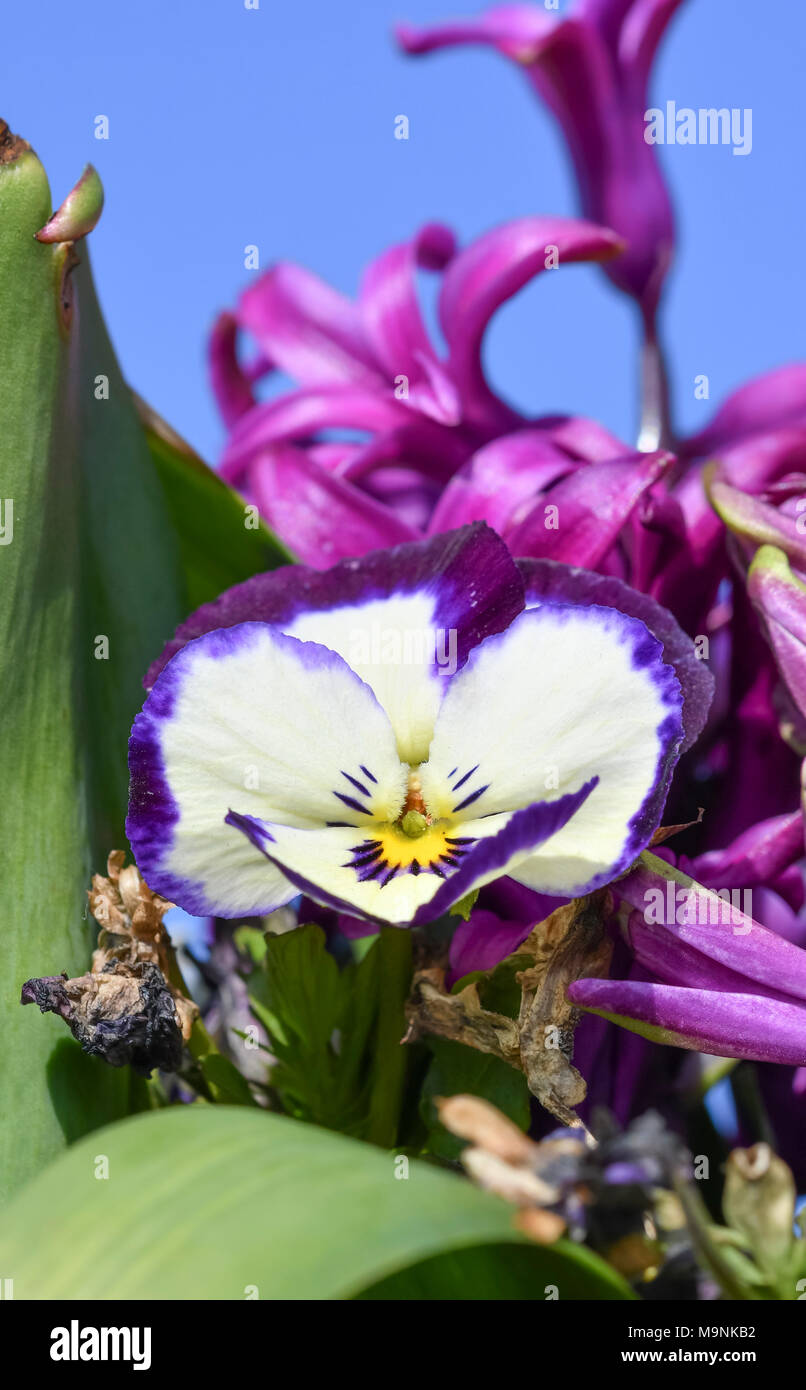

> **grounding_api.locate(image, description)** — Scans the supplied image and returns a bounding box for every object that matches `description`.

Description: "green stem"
[366,926,413,1149]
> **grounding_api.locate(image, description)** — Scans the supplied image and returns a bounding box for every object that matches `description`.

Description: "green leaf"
[0,138,187,1199]
[136,398,293,611]
[251,924,342,1057]
[450,889,479,921]
[197,1053,258,1107]
[358,1241,632,1301]
[233,925,269,967]
[249,924,413,1143]
[0,1106,634,1299]
[420,1038,531,1160]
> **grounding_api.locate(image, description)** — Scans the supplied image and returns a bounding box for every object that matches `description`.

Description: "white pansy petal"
[419,604,683,895]
[146,524,525,766]
[127,622,406,917]
[227,780,594,927]
[285,590,446,766]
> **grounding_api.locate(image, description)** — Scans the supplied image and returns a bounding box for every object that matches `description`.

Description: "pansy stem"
[366,926,413,1149]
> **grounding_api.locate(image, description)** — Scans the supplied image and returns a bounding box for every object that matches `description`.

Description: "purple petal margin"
[145,522,525,689]
[518,557,713,752]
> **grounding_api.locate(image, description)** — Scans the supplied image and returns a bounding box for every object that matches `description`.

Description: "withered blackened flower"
[21,851,198,1077]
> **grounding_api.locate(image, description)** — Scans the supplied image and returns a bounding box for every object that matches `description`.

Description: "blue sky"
[5,0,804,462]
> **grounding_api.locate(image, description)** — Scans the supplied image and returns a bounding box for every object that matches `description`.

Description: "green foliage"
[0,1106,634,1300]
[139,409,293,611]
[0,140,293,1200]
[0,146,186,1199]
[248,924,412,1144]
[420,1038,531,1161]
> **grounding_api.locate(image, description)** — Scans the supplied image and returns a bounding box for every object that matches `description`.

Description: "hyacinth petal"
[506,449,672,567]
[219,385,405,484]
[568,978,806,1066]
[447,897,568,982]
[685,808,804,889]
[537,413,629,462]
[419,602,682,896]
[747,544,806,718]
[616,852,806,1004]
[145,524,525,762]
[682,364,806,459]
[436,216,624,423]
[426,430,579,536]
[209,311,256,429]
[127,623,407,919]
[244,445,419,570]
[618,0,686,99]
[624,909,800,1003]
[396,7,554,60]
[358,223,458,420]
[518,556,713,752]
[708,474,806,571]
[226,782,594,928]
[235,261,380,388]
[399,6,674,308]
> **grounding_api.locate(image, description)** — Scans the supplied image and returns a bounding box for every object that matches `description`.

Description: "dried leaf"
[405,893,611,1125]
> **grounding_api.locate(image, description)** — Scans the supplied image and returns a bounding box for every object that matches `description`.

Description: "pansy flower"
[127,525,696,928]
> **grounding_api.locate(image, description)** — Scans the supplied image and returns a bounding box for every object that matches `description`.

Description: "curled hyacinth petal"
[708,472,806,572]
[398,1,681,311]
[359,223,460,424]
[427,430,580,536]
[437,216,624,425]
[209,312,257,428]
[236,261,379,388]
[243,444,420,569]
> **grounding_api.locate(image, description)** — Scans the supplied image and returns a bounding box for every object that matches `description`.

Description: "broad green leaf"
[0,1106,634,1300]
[358,1241,632,1300]
[0,135,186,1199]
[135,396,293,611]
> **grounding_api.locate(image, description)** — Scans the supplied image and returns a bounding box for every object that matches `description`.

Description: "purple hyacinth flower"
[569,851,806,1065]
[397,1,683,316]
[208,216,629,567]
[127,524,686,928]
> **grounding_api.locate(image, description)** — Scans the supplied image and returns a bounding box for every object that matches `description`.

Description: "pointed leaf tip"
[35,163,104,243]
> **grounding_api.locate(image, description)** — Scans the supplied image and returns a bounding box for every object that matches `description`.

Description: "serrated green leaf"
[0,1106,635,1299]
